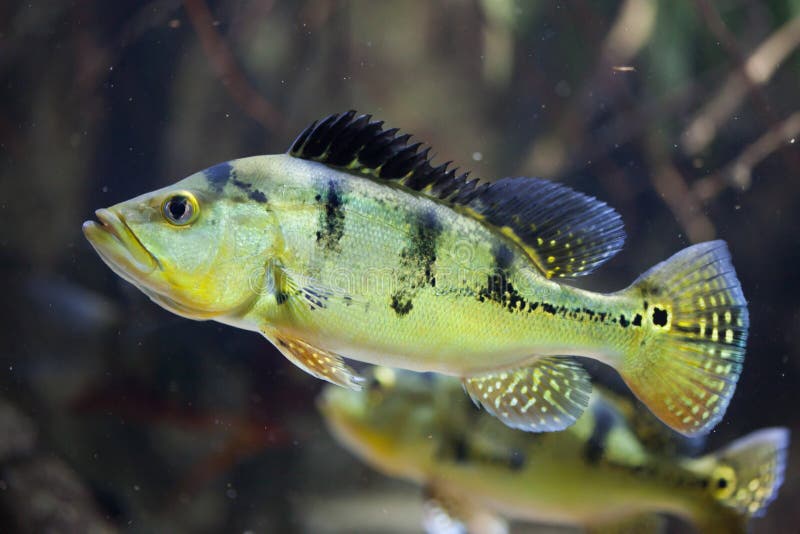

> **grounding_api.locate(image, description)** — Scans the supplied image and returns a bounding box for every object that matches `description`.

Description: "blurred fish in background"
[320,368,789,533]
[1,0,799,532]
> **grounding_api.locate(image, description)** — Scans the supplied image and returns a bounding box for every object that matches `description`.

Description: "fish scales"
[83,110,749,436]
[243,156,629,370]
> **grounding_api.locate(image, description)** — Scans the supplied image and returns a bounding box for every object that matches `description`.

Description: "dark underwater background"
[1,1,799,532]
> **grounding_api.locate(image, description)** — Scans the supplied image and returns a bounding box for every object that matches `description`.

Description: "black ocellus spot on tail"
[652,307,668,327]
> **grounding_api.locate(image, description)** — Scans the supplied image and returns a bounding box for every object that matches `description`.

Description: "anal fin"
[463,357,591,432]
[423,485,508,534]
[268,332,364,390]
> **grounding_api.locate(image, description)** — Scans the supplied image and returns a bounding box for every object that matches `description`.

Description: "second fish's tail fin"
[705,427,789,519]
[619,240,749,436]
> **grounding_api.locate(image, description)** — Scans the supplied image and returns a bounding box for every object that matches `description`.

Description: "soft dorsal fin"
[595,386,704,457]
[289,110,626,278]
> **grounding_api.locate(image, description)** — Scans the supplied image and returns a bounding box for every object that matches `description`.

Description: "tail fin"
[619,241,749,436]
[706,427,789,518]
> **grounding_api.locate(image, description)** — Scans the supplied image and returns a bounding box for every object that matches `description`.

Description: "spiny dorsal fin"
[289,110,626,278]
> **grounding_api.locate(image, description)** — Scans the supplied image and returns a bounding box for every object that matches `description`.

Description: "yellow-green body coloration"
[319,369,788,534]
[83,111,749,436]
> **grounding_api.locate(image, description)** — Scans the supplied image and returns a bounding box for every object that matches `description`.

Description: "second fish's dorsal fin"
[595,385,705,457]
[289,110,626,278]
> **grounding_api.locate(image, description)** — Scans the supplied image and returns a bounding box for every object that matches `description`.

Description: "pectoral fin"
[463,357,591,432]
[279,263,363,312]
[267,332,364,390]
[422,485,507,534]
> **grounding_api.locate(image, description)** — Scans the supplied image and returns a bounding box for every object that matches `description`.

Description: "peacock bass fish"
[83,110,749,436]
[319,368,788,534]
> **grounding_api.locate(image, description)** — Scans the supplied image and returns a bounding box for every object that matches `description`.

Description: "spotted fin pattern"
[289,110,625,278]
[463,357,592,432]
[464,177,625,278]
[619,241,749,436]
[268,333,363,390]
[707,427,789,519]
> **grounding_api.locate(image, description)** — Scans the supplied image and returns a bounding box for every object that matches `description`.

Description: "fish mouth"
[83,209,228,320]
[83,208,159,284]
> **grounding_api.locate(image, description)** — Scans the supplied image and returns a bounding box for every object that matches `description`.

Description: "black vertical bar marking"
[584,401,616,464]
[389,209,442,316]
[476,243,531,314]
[414,209,442,287]
[316,179,346,252]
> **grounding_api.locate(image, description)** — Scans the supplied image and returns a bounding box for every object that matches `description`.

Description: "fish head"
[318,368,451,477]
[83,162,279,321]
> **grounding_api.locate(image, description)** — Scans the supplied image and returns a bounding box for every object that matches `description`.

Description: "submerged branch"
[183,0,283,132]
[693,111,800,201]
[646,132,716,242]
[682,8,800,155]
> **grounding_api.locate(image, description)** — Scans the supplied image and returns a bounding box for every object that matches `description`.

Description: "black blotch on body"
[477,244,529,314]
[411,210,442,287]
[232,178,251,190]
[509,449,525,471]
[453,437,469,463]
[316,179,346,252]
[248,190,267,203]
[584,402,615,464]
[493,243,514,270]
[652,307,668,327]
[230,178,268,203]
[389,210,442,316]
[619,314,630,327]
[632,313,642,326]
[390,292,413,316]
[205,162,234,192]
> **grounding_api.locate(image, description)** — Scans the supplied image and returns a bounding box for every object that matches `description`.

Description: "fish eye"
[162,192,199,226]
